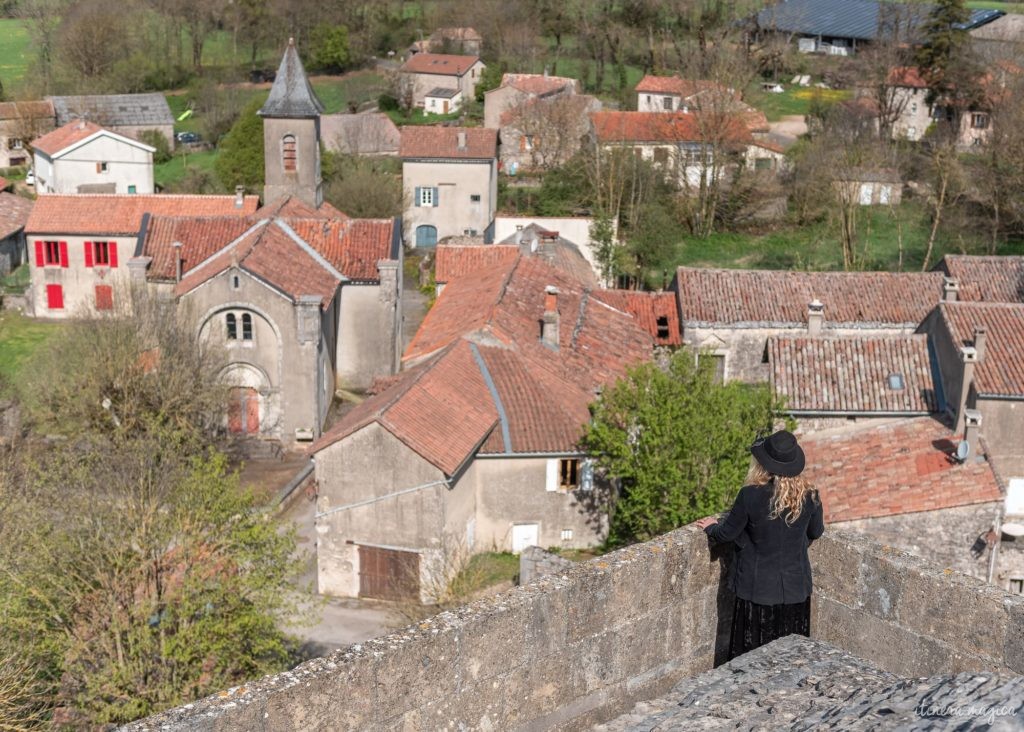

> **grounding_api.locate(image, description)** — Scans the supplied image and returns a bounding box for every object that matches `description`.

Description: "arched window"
[241,313,253,341]
[415,225,437,248]
[282,135,297,172]
[226,313,237,340]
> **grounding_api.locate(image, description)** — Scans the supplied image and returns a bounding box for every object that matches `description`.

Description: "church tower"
[259,38,324,208]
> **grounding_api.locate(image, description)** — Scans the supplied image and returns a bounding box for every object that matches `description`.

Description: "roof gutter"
[780,409,935,418]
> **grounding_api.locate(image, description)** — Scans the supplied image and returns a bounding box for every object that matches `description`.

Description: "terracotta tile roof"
[802,417,1002,523]
[311,341,499,475]
[888,66,929,88]
[0,100,55,120]
[593,290,682,346]
[174,220,341,307]
[287,217,395,281]
[501,73,577,96]
[30,120,105,156]
[635,76,738,99]
[255,195,349,220]
[938,255,1024,303]
[591,111,753,145]
[26,194,259,236]
[139,216,255,280]
[673,267,945,326]
[435,244,520,283]
[399,126,497,159]
[938,302,1024,397]
[768,335,938,413]
[400,53,480,76]
[0,192,32,241]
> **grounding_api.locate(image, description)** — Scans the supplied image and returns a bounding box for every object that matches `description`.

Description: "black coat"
[704,482,824,605]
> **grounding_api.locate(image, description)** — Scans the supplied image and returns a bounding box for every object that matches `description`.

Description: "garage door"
[358,544,420,601]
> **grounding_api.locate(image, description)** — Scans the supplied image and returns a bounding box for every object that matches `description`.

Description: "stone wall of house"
[127,527,1024,731]
[519,545,576,585]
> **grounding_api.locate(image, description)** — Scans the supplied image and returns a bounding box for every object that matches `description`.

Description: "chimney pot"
[963,408,983,461]
[457,131,467,150]
[807,299,825,336]
[973,327,987,362]
[172,241,183,283]
[943,276,960,302]
[542,286,559,349]
[234,185,245,208]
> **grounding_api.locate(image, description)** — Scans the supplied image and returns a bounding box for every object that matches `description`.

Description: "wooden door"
[443,99,449,114]
[228,387,259,435]
[358,544,420,600]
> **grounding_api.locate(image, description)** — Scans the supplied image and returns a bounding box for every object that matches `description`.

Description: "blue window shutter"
[433,187,439,207]
[414,186,422,206]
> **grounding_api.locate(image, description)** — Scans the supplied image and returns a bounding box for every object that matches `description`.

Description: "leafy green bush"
[138,129,171,164]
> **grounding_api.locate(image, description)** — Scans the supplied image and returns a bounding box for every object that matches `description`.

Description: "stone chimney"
[963,409,983,461]
[172,241,183,283]
[541,286,559,350]
[234,185,245,209]
[807,299,825,336]
[457,131,467,151]
[973,326,987,363]
[955,345,979,434]
[943,276,960,302]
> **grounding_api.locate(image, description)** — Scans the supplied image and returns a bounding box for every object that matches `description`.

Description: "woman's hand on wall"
[695,517,718,530]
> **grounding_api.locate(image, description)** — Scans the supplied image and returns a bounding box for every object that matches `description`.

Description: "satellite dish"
[1002,522,1024,538]
[954,440,970,462]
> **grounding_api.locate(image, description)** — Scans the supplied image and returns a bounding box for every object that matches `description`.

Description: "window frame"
[44,240,61,266]
[226,313,238,340]
[418,186,435,207]
[241,313,253,341]
[282,134,298,172]
[559,458,579,491]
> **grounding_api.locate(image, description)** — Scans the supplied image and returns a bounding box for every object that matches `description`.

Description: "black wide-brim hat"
[750,430,805,477]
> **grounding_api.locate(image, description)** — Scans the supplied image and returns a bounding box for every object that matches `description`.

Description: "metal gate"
[358,544,420,601]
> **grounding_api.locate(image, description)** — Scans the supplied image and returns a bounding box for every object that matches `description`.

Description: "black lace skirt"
[729,595,811,661]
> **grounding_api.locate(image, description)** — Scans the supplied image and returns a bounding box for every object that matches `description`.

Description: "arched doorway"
[228,387,260,435]
[415,225,437,248]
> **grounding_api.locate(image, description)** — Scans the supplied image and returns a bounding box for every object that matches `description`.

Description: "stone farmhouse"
[310,251,683,601]
[635,75,740,113]
[48,93,175,149]
[31,120,155,195]
[320,113,400,156]
[0,100,55,168]
[499,94,601,174]
[400,126,498,246]
[398,53,485,110]
[0,181,31,276]
[408,27,483,57]
[483,72,580,129]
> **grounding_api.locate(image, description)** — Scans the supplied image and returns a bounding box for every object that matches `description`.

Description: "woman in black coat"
[695,430,824,660]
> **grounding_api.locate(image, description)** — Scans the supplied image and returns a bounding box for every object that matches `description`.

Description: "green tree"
[475,62,505,103]
[0,435,307,726]
[914,0,980,120]
[582,351,780,545]
[215,96,265,193]
[138,129,172,164]
[308,23,351,72]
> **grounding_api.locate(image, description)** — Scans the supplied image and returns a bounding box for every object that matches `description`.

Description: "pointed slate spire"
[259,38,324,119]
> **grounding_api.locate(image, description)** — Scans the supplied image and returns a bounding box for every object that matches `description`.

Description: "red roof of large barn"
[938,255,1024,303]
[672,267,945,326]
[938,302,1024,397]
[803,417,1002,523]
[27,194,260,236]
[400,53,480,76]
[399,126,497,159]
[768,334,938,413]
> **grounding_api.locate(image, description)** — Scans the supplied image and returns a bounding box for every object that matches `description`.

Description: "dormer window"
[282,135,297,172]
[656,316,670,340]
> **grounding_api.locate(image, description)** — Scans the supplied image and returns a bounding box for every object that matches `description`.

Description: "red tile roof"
[593,290,682,346]
[174,220,341,307]
[141,216,256,281]
[0,191,32,241]
[768,335,937,413]
[435,244,520,283]
[30,120,106,156]
[938,255,1024,303]
[399,126,497,159]
[888,66,929,88]
[0,100,55,120]
[500,73,577,96]
[311,340,499,475]
[256,195,349,220]
[802,418,1002,523]
[591,111,752,145]
[400,53,480,76]
[938,302,1024,397]
[287,218,395,281]
[26,194,260,236]
[673,267,946,326]
[635,76,738,99]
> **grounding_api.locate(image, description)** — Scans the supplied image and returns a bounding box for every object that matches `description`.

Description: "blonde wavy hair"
[745,456,818,524]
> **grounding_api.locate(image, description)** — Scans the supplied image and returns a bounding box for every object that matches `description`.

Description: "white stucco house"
[31,120,155,195]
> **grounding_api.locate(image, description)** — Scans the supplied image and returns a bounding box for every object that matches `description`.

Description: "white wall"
[37,134,154,195]
[494,216,612,278]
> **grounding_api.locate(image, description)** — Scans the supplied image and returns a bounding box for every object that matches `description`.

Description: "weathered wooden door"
[228,387,259,434]
[443,99,449,114]
[358,544,420,600]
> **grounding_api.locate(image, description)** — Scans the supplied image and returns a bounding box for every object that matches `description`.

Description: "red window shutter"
[46,284,63,309]
[109,242,118,268]
[95,285,113,311]
[34,240,44,267]
[59,241,68,268]
[84,241,94,267]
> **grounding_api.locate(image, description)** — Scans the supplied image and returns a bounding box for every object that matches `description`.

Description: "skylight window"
[888,373,905,391]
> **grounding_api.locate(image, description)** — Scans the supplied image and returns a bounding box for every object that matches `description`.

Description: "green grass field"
[0,310,62,386]
[154,149,221,189]
[0,19,32,94]
[746,84,852,121]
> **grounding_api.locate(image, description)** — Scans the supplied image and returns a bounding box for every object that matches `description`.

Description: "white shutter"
[545,459,558,492]
[581,459,594,492]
